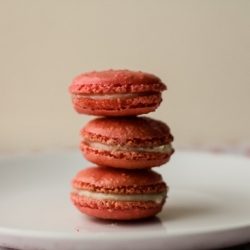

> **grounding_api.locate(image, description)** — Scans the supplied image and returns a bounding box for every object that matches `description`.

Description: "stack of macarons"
[68,69,174,220]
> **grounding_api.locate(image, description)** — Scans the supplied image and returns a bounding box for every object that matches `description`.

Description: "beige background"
[0,0,250,152]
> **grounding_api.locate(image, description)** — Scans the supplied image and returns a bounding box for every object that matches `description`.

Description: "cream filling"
[72,92,149,100]
[72,189,166,204]
[84,140,173,154]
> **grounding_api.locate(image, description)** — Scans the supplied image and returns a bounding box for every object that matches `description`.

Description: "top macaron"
[69,69,166,116]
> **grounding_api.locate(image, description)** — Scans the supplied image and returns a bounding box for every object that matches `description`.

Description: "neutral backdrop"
[1,0,250,152]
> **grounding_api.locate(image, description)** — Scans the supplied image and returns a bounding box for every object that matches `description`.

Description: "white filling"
[72,189,166,204]
[72,93,144,100]
[85,140,173,153]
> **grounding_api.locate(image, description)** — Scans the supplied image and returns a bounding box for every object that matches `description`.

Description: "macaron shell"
[74,205,164,220]
[80,142,174,169]
[72,93,162,116]
[71,193,165,220]
[81,116,173,146]
[73,105,159,117]
[72,166,164,188]
[69,69,166,95]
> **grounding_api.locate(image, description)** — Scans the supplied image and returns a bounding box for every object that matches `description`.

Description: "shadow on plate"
[75,215,166,233]
[159,203,217,222]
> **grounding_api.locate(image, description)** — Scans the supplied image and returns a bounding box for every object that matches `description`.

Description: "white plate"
[0,150,250,250]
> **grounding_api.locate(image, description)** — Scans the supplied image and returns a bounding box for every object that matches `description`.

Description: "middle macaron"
[80,116,174,169]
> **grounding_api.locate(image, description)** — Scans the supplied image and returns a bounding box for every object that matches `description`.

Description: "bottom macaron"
[70,166,168,220]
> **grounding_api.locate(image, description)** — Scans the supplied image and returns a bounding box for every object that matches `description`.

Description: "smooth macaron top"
[81,116,173,146]
[69,69,166,94]
[72,167,167,194]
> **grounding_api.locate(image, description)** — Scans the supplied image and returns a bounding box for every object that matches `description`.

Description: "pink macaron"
[71,166,168,220]
[68,69,166,116]
[79,116,174,169]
